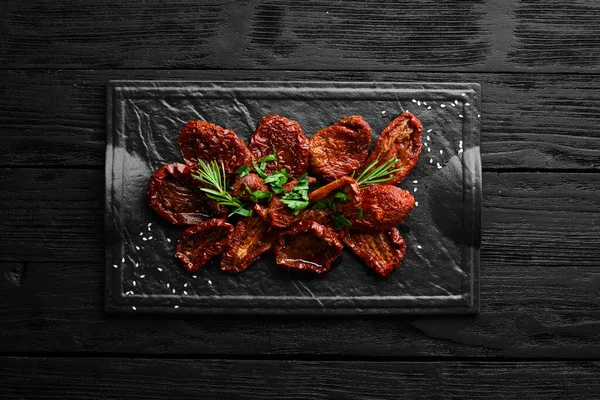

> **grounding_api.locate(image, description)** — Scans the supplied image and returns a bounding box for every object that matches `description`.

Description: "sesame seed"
[148,223,152,227]
[465,102,470,106]
[157,267,163,272]
[440,150,443,155]
[413,180,418,183]
[451,103,456,107]
[458,149,464,154]
[148,226,151,231]
[459,140,463,146]
[427,129,432,133]
[412,99,417,103]
[459,114,463,118]
[427,135,430,141]
[183,291,188,295]
[437,163,442,169]
[430,159,433,163]
[174,305,179,309]
[113,264,118,269]
[192,275,197,279]
[381,110,386,115]
[454,100,459,105]
[461,93,466,96]
[423,102,427,106]
[427,106,431,110]
[140,275,145,279]
[477,114,481,118]
[132,281,137,287]
[415,201,419,206]
[413,188,417,192]
[172,289,176,294]
[142,237,147,241]
[167,283,170,288]
[427,148,431,152]
[208,280,213,285]
[148,236,153,240]
[441,104,446,108]
[417,101,421,106]
[135,246,140,250]
[135,263,139,267]
[184,283,188,288]
[167,238,171,243]
[424,142,428,147]
[139,232,143,236]
[132,306,137,311]
[122,257,125,263]
[417,245,423,249]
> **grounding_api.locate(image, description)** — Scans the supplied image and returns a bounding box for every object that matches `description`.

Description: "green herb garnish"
[281,174,310,214]
[253,149,278,178]
[192,159,252,217]
[235,165,250,177]
[355,157,404,188]
[246,187,273,204]
[334,214,352,228]
[264,168,291,194]
[357,207,363,220]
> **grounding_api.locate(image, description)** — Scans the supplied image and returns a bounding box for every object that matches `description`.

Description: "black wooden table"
[1,1,600,398]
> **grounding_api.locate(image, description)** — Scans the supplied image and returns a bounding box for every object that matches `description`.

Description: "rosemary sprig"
[354,157,404,188]
[192,159,252,217]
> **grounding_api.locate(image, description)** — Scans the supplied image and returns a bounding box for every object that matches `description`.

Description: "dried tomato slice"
[230,173,270,202]
[343,228,407,277]
[147,163,219,225]
[248,115,309,177]
[309,115,372,181]
[268,196,336,229]
[175,219,234,272]
[307,176,362,222]
[359,112,423,184]
[274,221,344,274]
[220,207,280,273]
[352,184,414,233]
[178,120,252,176]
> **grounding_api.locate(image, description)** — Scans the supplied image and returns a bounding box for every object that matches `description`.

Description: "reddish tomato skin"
[343,228,407,277]
[230,173,270,202]
[267,196,336,229]
[352,184,414,233]
[175,219,234,272]
[358,112,423,185]
[147,163,219,225]
[248,115,309,178]
[220,207,280,273]
[307,176,362,222]
[309,115,372,181]
[178,120,252,176]
[274,221,344,274]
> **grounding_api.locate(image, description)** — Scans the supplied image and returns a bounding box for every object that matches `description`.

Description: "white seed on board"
[417,245,423,249]
[167,283,170,288]
[157,267,163,272]
[415,201,419,206]
[167,238,171,243]
[430,159,433,163]
[132,306,137,311]
[412,99,417,103]
[381,110,386,115]
[142,237,147,241]
[427,135,430,141]
[132,281,136,287]
[459,114,463,118]
[208,280,213,285]
[413,180,418,184]
[135,246,140,250]
[140,275,145,279]
[113,264,118,269]
[174,305,179,309]
[148,236,153,240]
[427,148,431,152]
[441,104,446,108]
[440,150,443,155]
[427,129,432,133]
[122,257,125,263]
[183,291,188,295]
[417,101,421,106]
[413,188,417,193]
[427,106,431,109]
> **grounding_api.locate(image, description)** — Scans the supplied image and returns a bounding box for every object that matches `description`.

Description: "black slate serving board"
[105,81,481,314]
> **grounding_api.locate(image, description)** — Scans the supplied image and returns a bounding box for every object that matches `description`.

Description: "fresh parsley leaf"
[258,149,277,163]
[333,192,348,202]
[229,205,253,218]
[264,173,288,187]
[250,190,272,204]
[235,165,250,177]
[281,174,310,213]
[312,199,329,209]
[252,161,267,179]
[357,207,363,220]
[334,214,352,228]
[280,198,309,211]
[272,186,286,195]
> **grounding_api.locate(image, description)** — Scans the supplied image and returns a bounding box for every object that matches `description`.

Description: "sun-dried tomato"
[309,115,372,181]
[343,228,407,277]
[274,221,344,274]
[359,112,423,184]
[147,163,221,225]
[248,115,309,177]
[352,184,414,233]
[220,206,280,272]
[268,196,336,229]
[308,176,362,222]
[178,120,252,176]
[230,173,270,202]
[175,219,234,272]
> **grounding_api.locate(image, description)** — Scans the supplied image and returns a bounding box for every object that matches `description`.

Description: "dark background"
[1,0,600,398]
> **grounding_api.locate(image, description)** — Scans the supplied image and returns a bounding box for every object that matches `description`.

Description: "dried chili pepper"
[175,219,234,272]
[343,228,407,277]
[358,112,423,184]
[351,184,414,233]
[274,220,344,274]
[178,120,252,176]
[147,163,221,225]
[309,115,372,181]
[248,115,310,178]
[220,206,280,273]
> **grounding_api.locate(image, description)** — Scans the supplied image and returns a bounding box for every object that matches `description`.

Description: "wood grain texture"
[1,70,600,169]
[1,0,599,72]
[1,357,599,399]
[1,170,599,357]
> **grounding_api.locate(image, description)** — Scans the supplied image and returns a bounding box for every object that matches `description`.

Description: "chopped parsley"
[281,174,310,214]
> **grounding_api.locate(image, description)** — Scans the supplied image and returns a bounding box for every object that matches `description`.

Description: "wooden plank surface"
[1,0,600,72]
[1,357,599,399]
[1,70,600,170]
[1,169,599,356]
